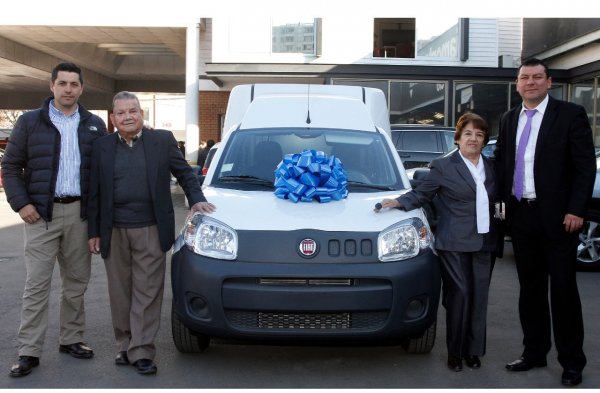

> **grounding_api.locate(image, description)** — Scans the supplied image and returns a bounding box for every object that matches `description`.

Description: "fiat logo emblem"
[298,238,318,258]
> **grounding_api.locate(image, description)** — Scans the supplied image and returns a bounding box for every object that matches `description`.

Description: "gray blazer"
[399,150,498,252]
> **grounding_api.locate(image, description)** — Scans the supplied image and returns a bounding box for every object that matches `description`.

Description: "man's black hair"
[519,58,550,78]
[51,62,83,84]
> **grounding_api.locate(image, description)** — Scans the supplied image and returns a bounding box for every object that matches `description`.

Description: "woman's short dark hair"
[454,112,489,145]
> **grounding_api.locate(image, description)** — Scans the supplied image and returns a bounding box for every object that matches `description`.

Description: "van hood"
[201,187,423,232]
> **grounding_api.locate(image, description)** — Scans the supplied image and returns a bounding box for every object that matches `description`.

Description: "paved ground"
[0,186,599,389]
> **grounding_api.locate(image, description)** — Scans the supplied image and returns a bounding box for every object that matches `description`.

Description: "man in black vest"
[87,91,215,375]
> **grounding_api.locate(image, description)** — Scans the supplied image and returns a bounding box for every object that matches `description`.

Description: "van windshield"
[211,128,406,192]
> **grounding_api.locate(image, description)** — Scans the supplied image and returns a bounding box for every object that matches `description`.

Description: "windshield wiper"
[218,175,274,186]
[346,181,396,191]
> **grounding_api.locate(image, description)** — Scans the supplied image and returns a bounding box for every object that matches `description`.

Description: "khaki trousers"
[18,201,91,357]
[104,225,166,363]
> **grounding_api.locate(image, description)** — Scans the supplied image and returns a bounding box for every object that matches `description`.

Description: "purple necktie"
[514,109,537,201]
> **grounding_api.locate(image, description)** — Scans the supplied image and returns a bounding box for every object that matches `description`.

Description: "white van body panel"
[202,187,422,232]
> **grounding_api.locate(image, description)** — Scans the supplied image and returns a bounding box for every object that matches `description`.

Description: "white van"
[171,84,440,353]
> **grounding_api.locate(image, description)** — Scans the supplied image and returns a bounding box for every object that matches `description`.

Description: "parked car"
[197,142,220,185]
[390,124,456,169]
[0,128,11,151]
[577,149,600,270]
[170,84,440,354]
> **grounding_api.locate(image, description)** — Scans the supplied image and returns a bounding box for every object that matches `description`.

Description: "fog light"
[405,298,425,320]
[190,296,210,319]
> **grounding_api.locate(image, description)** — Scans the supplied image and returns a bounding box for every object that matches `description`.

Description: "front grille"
[226,310,388,330]
[237,230,378,263]
[258,278,352,286]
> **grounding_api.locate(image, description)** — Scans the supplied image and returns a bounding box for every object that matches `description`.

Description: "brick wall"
[199,90,230,144]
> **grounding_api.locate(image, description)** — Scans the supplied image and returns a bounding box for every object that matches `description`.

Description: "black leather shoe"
[132,359,157,375]
[59,342,94,359]
[465,355,481,369]
[562,369,583,386]
[9,356,39,377]
[447,355,463,372]
[505,357,547,371]
[115,351,129,366]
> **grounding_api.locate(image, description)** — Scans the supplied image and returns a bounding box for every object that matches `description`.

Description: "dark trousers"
[438,250,492,358]
[509,198,586,371]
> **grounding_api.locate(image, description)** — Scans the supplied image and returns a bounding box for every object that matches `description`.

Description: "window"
[389,81,447,125]
[456,82,509,136]
[403,131,438,151]
[373,18,460,59]
[373,18,415,58]
[571,80,599,145]
[271,18,316,54]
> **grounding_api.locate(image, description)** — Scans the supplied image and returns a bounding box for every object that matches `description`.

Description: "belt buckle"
[54,195,79,204]
[524,198,536,205]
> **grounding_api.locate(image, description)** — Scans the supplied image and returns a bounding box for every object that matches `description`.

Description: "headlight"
[377,217,433,262]
[173,213,238,260]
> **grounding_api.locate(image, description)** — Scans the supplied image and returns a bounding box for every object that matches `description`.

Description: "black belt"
[54,196,81,204]
[514,196,536,206]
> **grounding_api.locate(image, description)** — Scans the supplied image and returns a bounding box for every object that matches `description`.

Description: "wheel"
[401,320,437,354]
[577,220,600,270]
[171,302,210,353]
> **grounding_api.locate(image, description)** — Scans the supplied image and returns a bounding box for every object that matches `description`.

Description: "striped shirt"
[49,100,81,197]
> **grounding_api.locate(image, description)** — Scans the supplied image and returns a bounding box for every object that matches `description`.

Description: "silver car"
[576,150,600,270]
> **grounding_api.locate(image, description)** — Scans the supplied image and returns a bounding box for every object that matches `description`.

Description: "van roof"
[224,84,391,136]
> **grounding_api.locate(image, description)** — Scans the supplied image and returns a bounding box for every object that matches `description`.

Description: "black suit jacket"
[88,128,206,258]
[399,150,498,252]
[495,96,596,230]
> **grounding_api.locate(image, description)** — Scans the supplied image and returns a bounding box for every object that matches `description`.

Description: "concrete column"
[185,20,200,164]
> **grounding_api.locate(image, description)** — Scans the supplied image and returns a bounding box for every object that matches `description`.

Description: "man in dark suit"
[495,58,596,386]
[87,91,215,375]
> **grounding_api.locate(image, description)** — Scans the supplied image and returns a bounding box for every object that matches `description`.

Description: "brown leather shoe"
[59,342,94,359]
[9,356,39,377]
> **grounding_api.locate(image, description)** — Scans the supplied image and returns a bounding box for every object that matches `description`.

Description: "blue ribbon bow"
[274,149,349,203]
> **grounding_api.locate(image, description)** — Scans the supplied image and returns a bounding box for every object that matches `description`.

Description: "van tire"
[172,302,210,353]
[401,320,436,354]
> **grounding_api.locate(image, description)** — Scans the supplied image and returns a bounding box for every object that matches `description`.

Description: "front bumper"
[171,247,440,342]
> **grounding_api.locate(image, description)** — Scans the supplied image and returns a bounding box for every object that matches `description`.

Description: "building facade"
[198,17,600,148]
[199,17,527,143]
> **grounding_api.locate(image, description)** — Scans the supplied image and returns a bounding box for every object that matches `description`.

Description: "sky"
[0,0,595,26]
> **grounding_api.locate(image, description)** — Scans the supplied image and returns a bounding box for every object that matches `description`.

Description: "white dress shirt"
[459,151,489,234]
[514,94,549,199]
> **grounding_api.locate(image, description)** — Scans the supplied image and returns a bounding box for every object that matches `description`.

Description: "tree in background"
[0,110,25,128]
